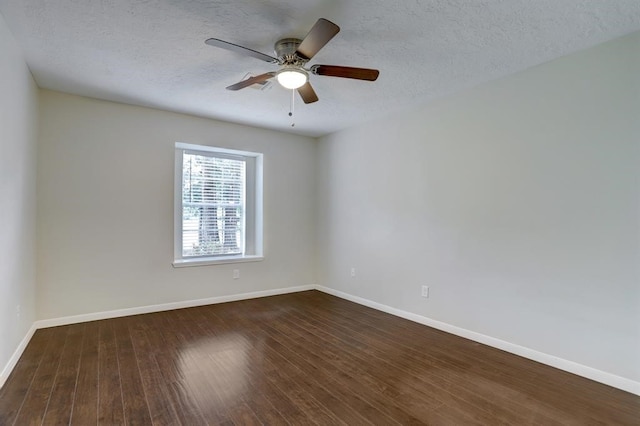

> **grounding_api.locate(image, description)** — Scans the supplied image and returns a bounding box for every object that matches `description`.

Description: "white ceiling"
[1,1,640,137]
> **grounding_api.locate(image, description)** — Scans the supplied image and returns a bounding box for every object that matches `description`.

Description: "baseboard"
[35,284,316,329]
[0,323,37,389]
[0,285,315,390]
[5,284,637,396]
[315,285,640,396]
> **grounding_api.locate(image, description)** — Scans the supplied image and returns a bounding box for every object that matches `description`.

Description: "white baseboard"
[315,285,640,396]
[0,284,314,390]
[35,284,315,329]
[0,323,37,389]
[3,284,638,396]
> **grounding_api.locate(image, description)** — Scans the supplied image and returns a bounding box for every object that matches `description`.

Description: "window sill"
[172,255,264,268]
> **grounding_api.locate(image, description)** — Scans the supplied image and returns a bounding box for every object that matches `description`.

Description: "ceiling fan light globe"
[276,69,308,89]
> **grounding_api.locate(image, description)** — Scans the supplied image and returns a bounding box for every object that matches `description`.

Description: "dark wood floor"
[1,291,638,425]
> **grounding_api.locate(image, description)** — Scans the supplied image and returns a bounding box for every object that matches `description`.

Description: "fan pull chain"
[289,89,295,127]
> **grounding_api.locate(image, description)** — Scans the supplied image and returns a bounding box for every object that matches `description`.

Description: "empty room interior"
[1,0,639,424]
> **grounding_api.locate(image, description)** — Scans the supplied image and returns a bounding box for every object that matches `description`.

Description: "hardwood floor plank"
[260,330,424,425]
[206,302,402,425]
[112,317,153,425]
[71,321,100,425]
[313,295,603,423]
[302,291,638,424]
[242,390,291,426]
[127,314,182,425]
[97,320,125,425]
[1,290,638,425]
[12,325,71,425]
[146,311,209,425]
[184,305,325,425]
[41,323,85,424]
[165,307,236,424]
[227,401,263,426]
[285,297,542,424]
[205,298,459,425]
[252,306,483,425]
[0,330,51,425]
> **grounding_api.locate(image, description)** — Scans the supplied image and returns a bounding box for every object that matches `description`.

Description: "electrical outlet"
[16,305,21,318]
[350,267,356,277]
[421,286,429,298]
[233,269,240,279]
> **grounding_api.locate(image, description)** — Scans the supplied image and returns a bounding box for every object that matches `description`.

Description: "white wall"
[37,91,317,319]
[0,12,38,380]
[317,32,640,382]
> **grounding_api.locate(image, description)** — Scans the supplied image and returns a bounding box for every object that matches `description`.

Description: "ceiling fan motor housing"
[274,38,306,66]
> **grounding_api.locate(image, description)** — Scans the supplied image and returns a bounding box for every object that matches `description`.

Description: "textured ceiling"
[1,0,640,137]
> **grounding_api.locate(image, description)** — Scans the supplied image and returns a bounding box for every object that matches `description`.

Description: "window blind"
[181,152,246,257]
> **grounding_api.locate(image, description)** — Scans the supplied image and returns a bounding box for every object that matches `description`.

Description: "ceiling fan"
[205,18,379,104]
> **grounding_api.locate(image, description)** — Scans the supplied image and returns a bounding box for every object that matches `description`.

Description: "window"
[174,143,263,266]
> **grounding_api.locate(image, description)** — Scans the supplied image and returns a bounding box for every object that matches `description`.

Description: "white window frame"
[173,142,263,267]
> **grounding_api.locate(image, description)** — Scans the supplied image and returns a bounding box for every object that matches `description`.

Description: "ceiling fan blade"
[297,82,319,104]
[295,18,340,60]
[205,38,278,63]
[226,72,275,91]
[311,65,379,81]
